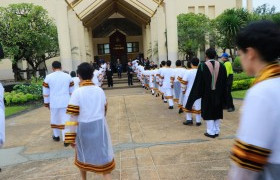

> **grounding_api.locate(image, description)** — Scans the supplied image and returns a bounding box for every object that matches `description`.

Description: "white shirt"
[182,69,198,96]
[69,85,106,123]
[174,67,186,83]
[43,71,74,108]
[92,70,100,86]
[72,77,80,91]
[237,77,280,164]
[0,83,5,147]
[160,67,175,88]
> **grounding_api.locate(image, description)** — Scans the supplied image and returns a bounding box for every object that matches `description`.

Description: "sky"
[243,0,280,12]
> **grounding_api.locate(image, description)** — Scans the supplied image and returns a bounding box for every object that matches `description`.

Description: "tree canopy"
[0,3,58,78]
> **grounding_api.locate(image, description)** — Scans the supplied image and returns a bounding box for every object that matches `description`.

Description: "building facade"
[0,0,253,79]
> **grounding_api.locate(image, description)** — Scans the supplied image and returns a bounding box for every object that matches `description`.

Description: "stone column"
[150,16,158,62]
[165,0,178,66]
[78,21,87,62]
[88,28,94,62]
[142,24,147,58]
[145,24,151,59]
[84,27,91,62]
[157,5,167,63]
[56,0,73,71]
[247,0,253,12]
[68,10,81,71]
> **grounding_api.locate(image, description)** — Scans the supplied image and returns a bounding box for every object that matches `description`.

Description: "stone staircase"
[102,74,142,90]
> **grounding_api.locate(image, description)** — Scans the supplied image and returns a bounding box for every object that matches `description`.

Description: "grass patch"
[5,105,31,117]
[232,90,247,99]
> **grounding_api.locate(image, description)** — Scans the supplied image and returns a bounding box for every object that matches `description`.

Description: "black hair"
[52,61,61,69]
[205,48,217,59]
[154,64,158,68]
[160,64,162,68]
[77,62,93,80]
[166,60,171,67]
[236,20,280,62]
[191,57,200,66]
[187,61,192,69]
[175,60,182,67]
[161,61,166,66]
[70,71,76,78]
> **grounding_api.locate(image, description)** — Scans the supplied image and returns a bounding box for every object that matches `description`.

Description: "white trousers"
[164,88,174,107]
[206,120,220,135]
[50,108,69,141]
[186,113,201,123]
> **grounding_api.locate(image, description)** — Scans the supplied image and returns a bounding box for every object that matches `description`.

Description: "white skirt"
[75,118,115,174]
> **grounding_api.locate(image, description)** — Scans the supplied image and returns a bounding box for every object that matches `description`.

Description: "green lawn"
[232,90,247,99]
[5,105,31,117]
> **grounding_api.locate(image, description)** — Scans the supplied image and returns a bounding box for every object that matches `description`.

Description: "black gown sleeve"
[186,64,204,110]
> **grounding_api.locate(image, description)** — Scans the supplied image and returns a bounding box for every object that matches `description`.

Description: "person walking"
[186,48,227,138]
[221,53,235,112]
[127,62,134,86]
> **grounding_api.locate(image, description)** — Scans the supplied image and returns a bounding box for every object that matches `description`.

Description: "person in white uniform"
[158,61,167,102]
[173,60,186,114]
[70,71,80,91]
[181,58,202,126]
[43,61,74,143]
[65,62,115,180]
[228,21,280,180]
[160,60,175,109]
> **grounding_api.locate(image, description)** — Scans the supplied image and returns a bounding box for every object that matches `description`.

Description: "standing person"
[186,48,227,138]
[43,61,74,143]
[228,21,280,180]
[182,57,202,126]
[127,62,134,86]
[116,59,122,78]
[220,53,235,112]
[70,71,80,91]
[173,60,186,114]
[64,62,115,180]
[161,60,175,109]
[106,63,113,88]
[0,82,4,172]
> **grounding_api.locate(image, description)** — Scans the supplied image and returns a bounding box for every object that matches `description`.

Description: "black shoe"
[215,134,219,137]
[204,133,216,138]
[183,120,193,126]
[64,143,70,147]
[178,108,183,114]
[169,106,174,109]
[156,94,159,97]
[196,122,202,126]
[162,95,164,100]
[227,107,235,112]
[52,135,60,142]
[164,101,167,103]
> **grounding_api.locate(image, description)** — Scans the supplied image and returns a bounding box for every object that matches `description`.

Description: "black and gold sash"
[252,62,280,86]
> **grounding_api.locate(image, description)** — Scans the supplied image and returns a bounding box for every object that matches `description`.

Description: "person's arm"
[42,76,50,109]
[186,65,204,110]
[228,91,275,180]
[69,78,74,95]
[65,91,80,146]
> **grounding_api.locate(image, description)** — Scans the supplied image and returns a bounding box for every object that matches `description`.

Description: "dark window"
[127,42,139,53]
[97,44,110,55]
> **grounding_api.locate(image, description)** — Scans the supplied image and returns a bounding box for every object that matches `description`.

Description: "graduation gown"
[186,60,227,120]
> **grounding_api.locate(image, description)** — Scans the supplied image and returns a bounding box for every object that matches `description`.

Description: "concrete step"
[103,82,142,90]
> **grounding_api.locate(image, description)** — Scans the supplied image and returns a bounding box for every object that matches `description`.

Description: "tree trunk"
[229,48,234,62]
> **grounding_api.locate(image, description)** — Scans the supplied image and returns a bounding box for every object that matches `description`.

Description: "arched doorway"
[109,30,127,71]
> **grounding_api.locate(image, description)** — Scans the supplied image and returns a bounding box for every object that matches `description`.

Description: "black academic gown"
[186,61,227,120]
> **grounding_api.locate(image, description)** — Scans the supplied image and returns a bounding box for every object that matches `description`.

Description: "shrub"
[13,77,43,97]
[233,56,242,72]
[233,72,253,81]
[232,78,255,91]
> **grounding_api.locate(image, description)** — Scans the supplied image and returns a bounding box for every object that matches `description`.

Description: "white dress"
[0,83,5,147]
[65,80,115,173]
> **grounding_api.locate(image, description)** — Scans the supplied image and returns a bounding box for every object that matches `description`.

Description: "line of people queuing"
[132,48,233,138]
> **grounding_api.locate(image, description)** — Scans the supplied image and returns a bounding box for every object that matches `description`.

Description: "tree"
[214,8,250,60]
[177,13,211,60]
[0,3,59,80]
[254,4,276,15]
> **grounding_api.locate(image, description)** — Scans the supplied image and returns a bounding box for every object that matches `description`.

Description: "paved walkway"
[0,87,242,180]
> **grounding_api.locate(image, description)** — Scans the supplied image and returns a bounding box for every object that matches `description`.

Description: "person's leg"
[131,75,133,85]
[167,89,174,108]
[80,169,87,180]
[103,173,112,180]
[214,119,221,136]
[195,114,201,124]
[50,108,60,140]
[206,120,215,137]
[60,108,69,142]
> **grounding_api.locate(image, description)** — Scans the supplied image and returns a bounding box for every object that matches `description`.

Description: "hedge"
[232,78,255,91]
